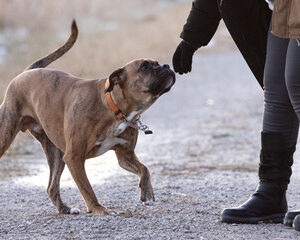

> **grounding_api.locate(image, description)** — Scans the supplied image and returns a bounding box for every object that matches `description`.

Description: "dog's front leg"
[115,148,155,204]
[63,152,115,215]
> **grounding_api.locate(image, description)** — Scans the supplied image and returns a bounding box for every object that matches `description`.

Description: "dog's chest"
[94,121,132,156]
[95,137,128,156]
[93,111,140,157]
[113,111,140,136]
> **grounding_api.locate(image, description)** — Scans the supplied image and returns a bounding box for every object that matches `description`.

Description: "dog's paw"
[70,207,80,214]
[92,206,117,216]
[140,184,155,203]
[59,205,79,214]
[142,199,154,206]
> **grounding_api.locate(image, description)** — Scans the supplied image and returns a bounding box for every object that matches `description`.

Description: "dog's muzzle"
[147,64,176,96]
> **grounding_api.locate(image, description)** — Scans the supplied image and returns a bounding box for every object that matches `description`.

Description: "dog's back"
[0,20,78,158]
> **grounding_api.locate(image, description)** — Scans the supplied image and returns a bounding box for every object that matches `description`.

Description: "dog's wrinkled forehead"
[106,59,159,93]
[124,59,158,74]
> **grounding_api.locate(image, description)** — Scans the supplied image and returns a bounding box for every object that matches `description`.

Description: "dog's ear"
[105,68,126,93]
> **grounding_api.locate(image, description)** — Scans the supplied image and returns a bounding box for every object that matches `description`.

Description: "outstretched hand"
[172,41,197,75]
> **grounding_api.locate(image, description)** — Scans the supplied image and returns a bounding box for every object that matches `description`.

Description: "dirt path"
[1,52,300,240]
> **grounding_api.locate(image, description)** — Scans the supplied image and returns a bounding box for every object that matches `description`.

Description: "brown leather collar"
[104,79,125,120]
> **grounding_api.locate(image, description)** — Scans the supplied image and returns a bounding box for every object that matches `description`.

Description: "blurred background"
[3,1,300,239]
[0,0,235,99]
[0,0,236,158]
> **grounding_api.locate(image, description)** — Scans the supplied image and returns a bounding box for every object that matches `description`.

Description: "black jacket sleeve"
[220,0,271,88]
[180,0,221,48]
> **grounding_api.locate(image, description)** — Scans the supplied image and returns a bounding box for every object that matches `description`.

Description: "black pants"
[263,27,300,146]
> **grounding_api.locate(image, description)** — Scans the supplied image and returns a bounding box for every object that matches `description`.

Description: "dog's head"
[105,59,176,112]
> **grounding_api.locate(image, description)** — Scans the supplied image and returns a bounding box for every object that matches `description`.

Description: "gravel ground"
[1,51,300,240]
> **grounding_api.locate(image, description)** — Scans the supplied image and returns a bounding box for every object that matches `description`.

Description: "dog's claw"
[103,207,117,215]
[142,199,154,206]
[70,207,80,214]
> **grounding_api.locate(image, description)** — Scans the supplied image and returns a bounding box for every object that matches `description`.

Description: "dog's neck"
[108,85,141,122]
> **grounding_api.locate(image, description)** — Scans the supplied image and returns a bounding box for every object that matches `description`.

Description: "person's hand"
[172,40,197,75]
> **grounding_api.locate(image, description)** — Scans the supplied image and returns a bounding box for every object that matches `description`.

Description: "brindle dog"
[0,20,175,215]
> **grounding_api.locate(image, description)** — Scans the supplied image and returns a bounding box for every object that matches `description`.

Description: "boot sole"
[221,213,285,224]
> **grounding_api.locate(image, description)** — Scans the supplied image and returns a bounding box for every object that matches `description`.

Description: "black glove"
[172,40,197,75]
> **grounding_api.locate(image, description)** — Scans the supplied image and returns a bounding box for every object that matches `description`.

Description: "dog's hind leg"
[0,99,22,158]
[29,129,79,214]
[115,148,155,203]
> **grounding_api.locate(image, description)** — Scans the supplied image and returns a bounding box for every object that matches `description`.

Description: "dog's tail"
[25,20,78,71]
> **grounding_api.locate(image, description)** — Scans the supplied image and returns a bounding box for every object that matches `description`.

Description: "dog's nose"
[162,64,170,69]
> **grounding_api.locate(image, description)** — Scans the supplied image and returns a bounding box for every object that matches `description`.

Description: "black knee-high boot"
[221,132,296,224]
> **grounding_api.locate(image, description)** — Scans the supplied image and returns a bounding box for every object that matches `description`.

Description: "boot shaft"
[259,132,296,184]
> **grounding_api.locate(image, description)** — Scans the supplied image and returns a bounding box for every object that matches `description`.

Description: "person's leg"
[221,26,299,224]
[259,30,299,185]
[285,39,300,118]
[282,38,300,227]
[263,36,299,144]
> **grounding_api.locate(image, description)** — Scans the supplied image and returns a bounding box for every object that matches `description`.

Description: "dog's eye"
[141,61,150,71]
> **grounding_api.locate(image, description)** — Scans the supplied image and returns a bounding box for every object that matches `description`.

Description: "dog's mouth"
[146,64,176,96]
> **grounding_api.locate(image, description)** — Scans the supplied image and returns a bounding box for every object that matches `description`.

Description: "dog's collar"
[104,79,153,135]
[104,79,125,120]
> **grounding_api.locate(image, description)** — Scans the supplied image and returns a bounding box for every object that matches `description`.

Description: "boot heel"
[293,215,300,231]
[283,217,293,227]
[283,211,300,227]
